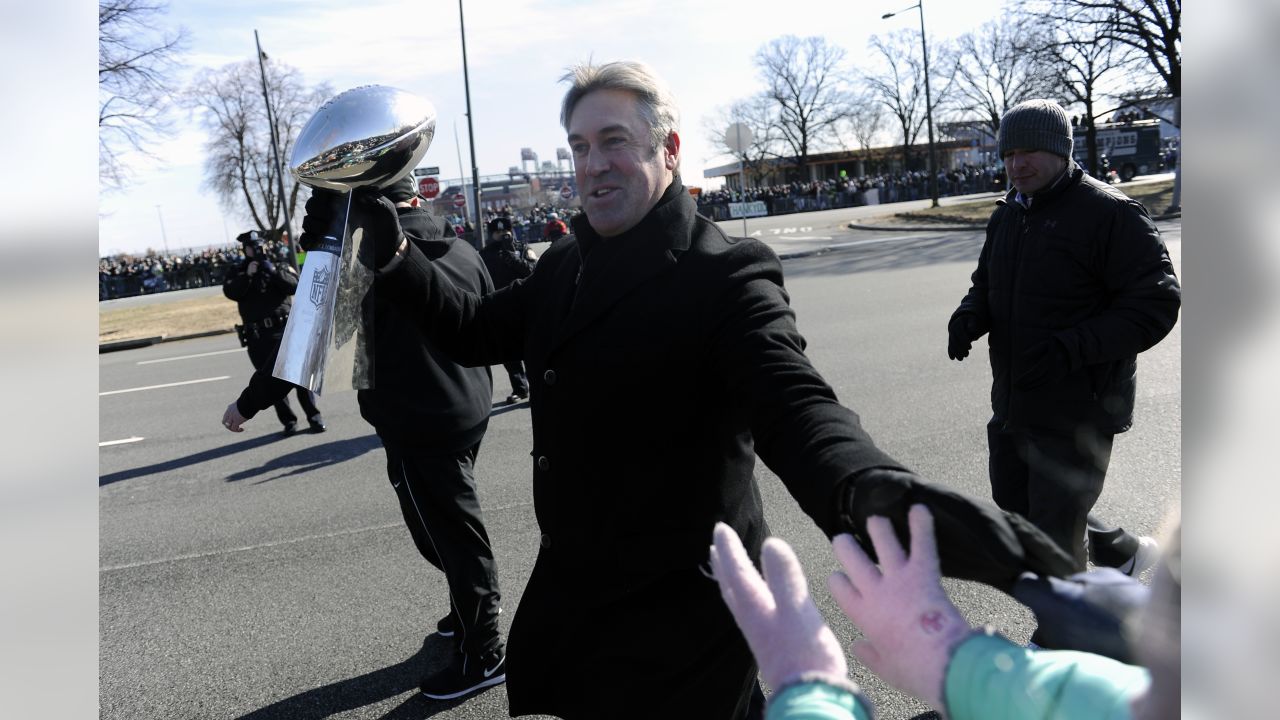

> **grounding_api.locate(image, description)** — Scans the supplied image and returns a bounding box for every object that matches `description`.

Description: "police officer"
[479,215,537,403]
[222,230,324,436]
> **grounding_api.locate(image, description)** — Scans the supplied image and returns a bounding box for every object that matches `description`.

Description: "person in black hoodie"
[219,176,507,700]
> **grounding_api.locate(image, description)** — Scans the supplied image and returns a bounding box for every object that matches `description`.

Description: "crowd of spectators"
[99,239,294,300]
[102,172,1008,301]
[695,165,1007,221]
[448,203,584,246]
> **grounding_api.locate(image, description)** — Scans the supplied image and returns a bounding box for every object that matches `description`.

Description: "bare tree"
[702,95,785,188]
[185,59,331,240]
[1032,5,1135,176]
[753,35,849,181]
[864,30,953,174]
[839,91,886,174]
[1027,0,1180,206]
[98,0,188,190]
[1044,0,1179,100]
[951,18,1061,144]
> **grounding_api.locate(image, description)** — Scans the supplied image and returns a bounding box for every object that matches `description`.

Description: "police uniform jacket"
[222,256,296,324]
[951,165,1181,434]
[382,180,906,716]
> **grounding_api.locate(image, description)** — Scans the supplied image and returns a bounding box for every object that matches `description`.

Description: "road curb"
[98,336,165,354]
[99,328,235,354]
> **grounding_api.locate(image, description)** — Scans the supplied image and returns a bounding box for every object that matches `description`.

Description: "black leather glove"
[299,189,348,252]
[259,259,274,274]
[351,190,406,269]
[947,314,979,361]
[1014,338,1071,390]
[841,467,1078,593]
[1014,569,1150,663]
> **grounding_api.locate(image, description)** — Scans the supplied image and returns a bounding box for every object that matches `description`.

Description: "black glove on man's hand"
[352,190,406,269]
[299,189,348,252]
[841,467,1078,593]
[947,314,979,361]
[1014,338,1071,390]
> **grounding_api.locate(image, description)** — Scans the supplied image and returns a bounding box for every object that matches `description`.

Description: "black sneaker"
[420,647,505,700]
[307,415,326,433]
[282,422,298,437]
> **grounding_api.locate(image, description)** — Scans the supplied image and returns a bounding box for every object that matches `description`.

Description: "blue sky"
[98,0,1008,256]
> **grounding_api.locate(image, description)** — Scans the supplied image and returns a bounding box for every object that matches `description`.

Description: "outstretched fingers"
[865,515,908,570]
[906,504,940,573]
[760,537,810,616]
[832,532,881,590]
[711,522,774,619]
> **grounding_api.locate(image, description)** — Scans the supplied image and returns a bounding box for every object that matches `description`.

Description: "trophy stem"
[272,193,352,394]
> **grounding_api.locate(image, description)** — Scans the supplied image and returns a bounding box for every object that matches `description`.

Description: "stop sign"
[560,184,574,200]
[418,176,440,198]
[453,193,466,208]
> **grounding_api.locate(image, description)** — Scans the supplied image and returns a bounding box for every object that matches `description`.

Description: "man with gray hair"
[948,98,1181,573]
[305,62,1076,718]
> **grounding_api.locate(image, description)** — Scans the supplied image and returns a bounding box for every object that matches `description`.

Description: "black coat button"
[537,455,550,471]
[543,369,557,385]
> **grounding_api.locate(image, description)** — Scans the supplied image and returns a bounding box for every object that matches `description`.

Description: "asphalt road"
[100,219,1182,719]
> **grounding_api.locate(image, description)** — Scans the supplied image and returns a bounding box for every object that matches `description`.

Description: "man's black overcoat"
[383,182,904,718]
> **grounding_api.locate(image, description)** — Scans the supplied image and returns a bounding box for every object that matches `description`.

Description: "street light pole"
[458,0,485,248]
[254,30,299,269]
[883,2,940,208]
[155,204,169,255]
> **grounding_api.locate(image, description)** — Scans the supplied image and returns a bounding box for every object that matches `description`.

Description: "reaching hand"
[222,402,248,432]
[828,505,970,712]
[709,522,851,692]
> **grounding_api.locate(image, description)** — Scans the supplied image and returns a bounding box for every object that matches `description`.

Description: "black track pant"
[383,440,502,657]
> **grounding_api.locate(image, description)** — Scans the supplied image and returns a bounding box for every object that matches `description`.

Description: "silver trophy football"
[272,85,436,394]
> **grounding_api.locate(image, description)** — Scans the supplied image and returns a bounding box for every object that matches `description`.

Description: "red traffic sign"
[452,193,466,208]
[560,184,574,200]
[418,176,440,198]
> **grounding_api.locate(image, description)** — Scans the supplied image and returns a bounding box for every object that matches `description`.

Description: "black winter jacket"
[952,165,1181,433]
[236,208,494,452]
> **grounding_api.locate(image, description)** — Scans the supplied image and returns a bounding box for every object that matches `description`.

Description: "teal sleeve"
[944,631,1150,720]
[765,680,874,720]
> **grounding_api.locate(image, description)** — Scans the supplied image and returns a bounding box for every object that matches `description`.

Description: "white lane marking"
[99,522,406,572]
[98,501,536,572]
[99,376,230,396]
[99,436,144,447]
[137,348,245,365]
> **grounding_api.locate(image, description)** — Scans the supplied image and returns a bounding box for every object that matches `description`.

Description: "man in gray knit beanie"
[947,97,1182,590]
[997,99,1074,196]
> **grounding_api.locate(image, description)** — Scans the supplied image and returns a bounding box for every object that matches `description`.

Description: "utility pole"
[458,0,485,247]
[882,3,940,207]
[254,30,299,269]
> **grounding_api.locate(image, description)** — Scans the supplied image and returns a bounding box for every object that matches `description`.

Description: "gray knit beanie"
[999,99,1073,159]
